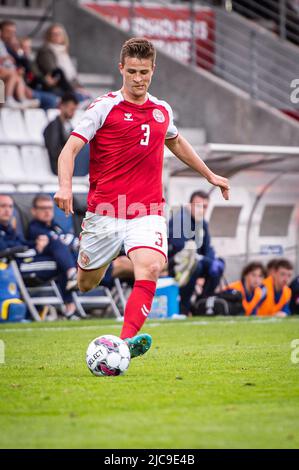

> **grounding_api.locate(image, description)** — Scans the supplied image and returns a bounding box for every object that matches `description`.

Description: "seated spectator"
[266,258,280,277]
[258,259,293,317]
[16,36,59,110]
[0,20,58,110]
[0,193,79,320]
[0,25,39,109]
[27,194,79,317]
[290,274,299,315]
[43,93,89,175]
[225,262,267,316]
[36,23,90,102]
[168,190,225,314]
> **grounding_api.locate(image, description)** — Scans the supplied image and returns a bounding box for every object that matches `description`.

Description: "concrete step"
[177,127,207,145]
[77,73,114,87]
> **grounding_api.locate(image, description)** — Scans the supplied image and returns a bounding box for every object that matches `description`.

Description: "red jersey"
[71,90,178,218]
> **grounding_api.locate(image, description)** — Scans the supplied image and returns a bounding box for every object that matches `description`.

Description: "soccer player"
[54,38,230,358]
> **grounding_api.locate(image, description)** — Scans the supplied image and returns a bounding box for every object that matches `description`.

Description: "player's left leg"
[123,223,168,360]
[120,247,166,357]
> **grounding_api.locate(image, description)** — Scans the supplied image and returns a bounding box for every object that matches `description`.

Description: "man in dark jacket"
[0,194,78,319]
[168,190,225,313]
[27,194,79,315]
[28,194,134,300]
[43,93,89,175]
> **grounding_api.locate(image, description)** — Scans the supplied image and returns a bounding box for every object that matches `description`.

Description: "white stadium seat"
[0,119,7,144]
[41,182,88,193]
[0,184,16,193]
[16,184,42,193]
[0,145,25,181]
[0,109,30,144]
[41,183,59,193]
[47,108,60,123]
[24,109,49,145]
[20,145,54,181]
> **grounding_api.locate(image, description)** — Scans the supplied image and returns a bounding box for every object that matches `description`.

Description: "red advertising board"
[82,1,214,70]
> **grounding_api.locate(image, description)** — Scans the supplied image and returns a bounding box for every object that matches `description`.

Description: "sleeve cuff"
[71,132,89,143]
[165,133,179,141]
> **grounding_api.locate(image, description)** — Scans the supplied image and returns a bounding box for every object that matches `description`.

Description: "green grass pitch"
[0,317,299,449]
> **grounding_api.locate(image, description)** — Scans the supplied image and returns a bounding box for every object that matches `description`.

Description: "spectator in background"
[0,20,59,110]
[258,259,293,317]
[36,23,90,102]
[168,190,225,314]
[43,93,89,176]
[225,262,267,316]
[28,194,134,306]
[0,194,78,319]
[266,258,280,276]
[27,194,79,318]
[0,25,39,109]
[17,36,59,109]
[290,273,299,315]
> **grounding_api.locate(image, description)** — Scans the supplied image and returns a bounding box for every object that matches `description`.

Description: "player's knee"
[147,262,163,280]
[78,278,94,293]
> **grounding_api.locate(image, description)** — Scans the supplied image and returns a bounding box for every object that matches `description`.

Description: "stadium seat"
[41,183,89,194]
[20,145,54,181]
[72,288,121,319]
[0,145,25,182]
[47,108,60,122]
[24,109,49,145]
[16,184,41,193]
[0,109,30,144]
[0,184,16,193]
[9,258,65,322]
[0,119,7,144]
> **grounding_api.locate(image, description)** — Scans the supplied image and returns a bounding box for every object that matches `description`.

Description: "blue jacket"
[27,219,78,251]
[168,207,215,259]
[0,223,33,252]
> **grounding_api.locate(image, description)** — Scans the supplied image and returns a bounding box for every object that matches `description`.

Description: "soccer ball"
[86,335,131,377]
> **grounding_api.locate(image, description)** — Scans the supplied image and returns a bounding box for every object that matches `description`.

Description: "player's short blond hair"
[120,37,156,66]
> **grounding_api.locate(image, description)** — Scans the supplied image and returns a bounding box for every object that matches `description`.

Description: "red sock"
[120,280,156,339]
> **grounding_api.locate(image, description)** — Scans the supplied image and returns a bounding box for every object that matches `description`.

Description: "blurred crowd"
[0,189,298,321]
[168,190,299,317]
[0,20,91,110]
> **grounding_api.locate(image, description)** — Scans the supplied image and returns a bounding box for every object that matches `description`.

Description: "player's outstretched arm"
[165,134,230,200]
[54,135,86,216]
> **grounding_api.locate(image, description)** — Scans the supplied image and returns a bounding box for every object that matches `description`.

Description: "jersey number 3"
[140,124,150,146]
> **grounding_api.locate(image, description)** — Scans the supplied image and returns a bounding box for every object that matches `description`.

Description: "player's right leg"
[77,212,123,292]
[77,264,109,292]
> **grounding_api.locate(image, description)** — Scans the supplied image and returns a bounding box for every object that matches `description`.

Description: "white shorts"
[78,212,168,270]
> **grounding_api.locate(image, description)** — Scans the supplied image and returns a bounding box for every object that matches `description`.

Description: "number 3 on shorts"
[155,231,163,247]
[140,124,150,146]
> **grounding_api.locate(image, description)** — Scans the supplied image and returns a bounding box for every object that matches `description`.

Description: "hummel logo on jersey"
[124,113,133,121]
